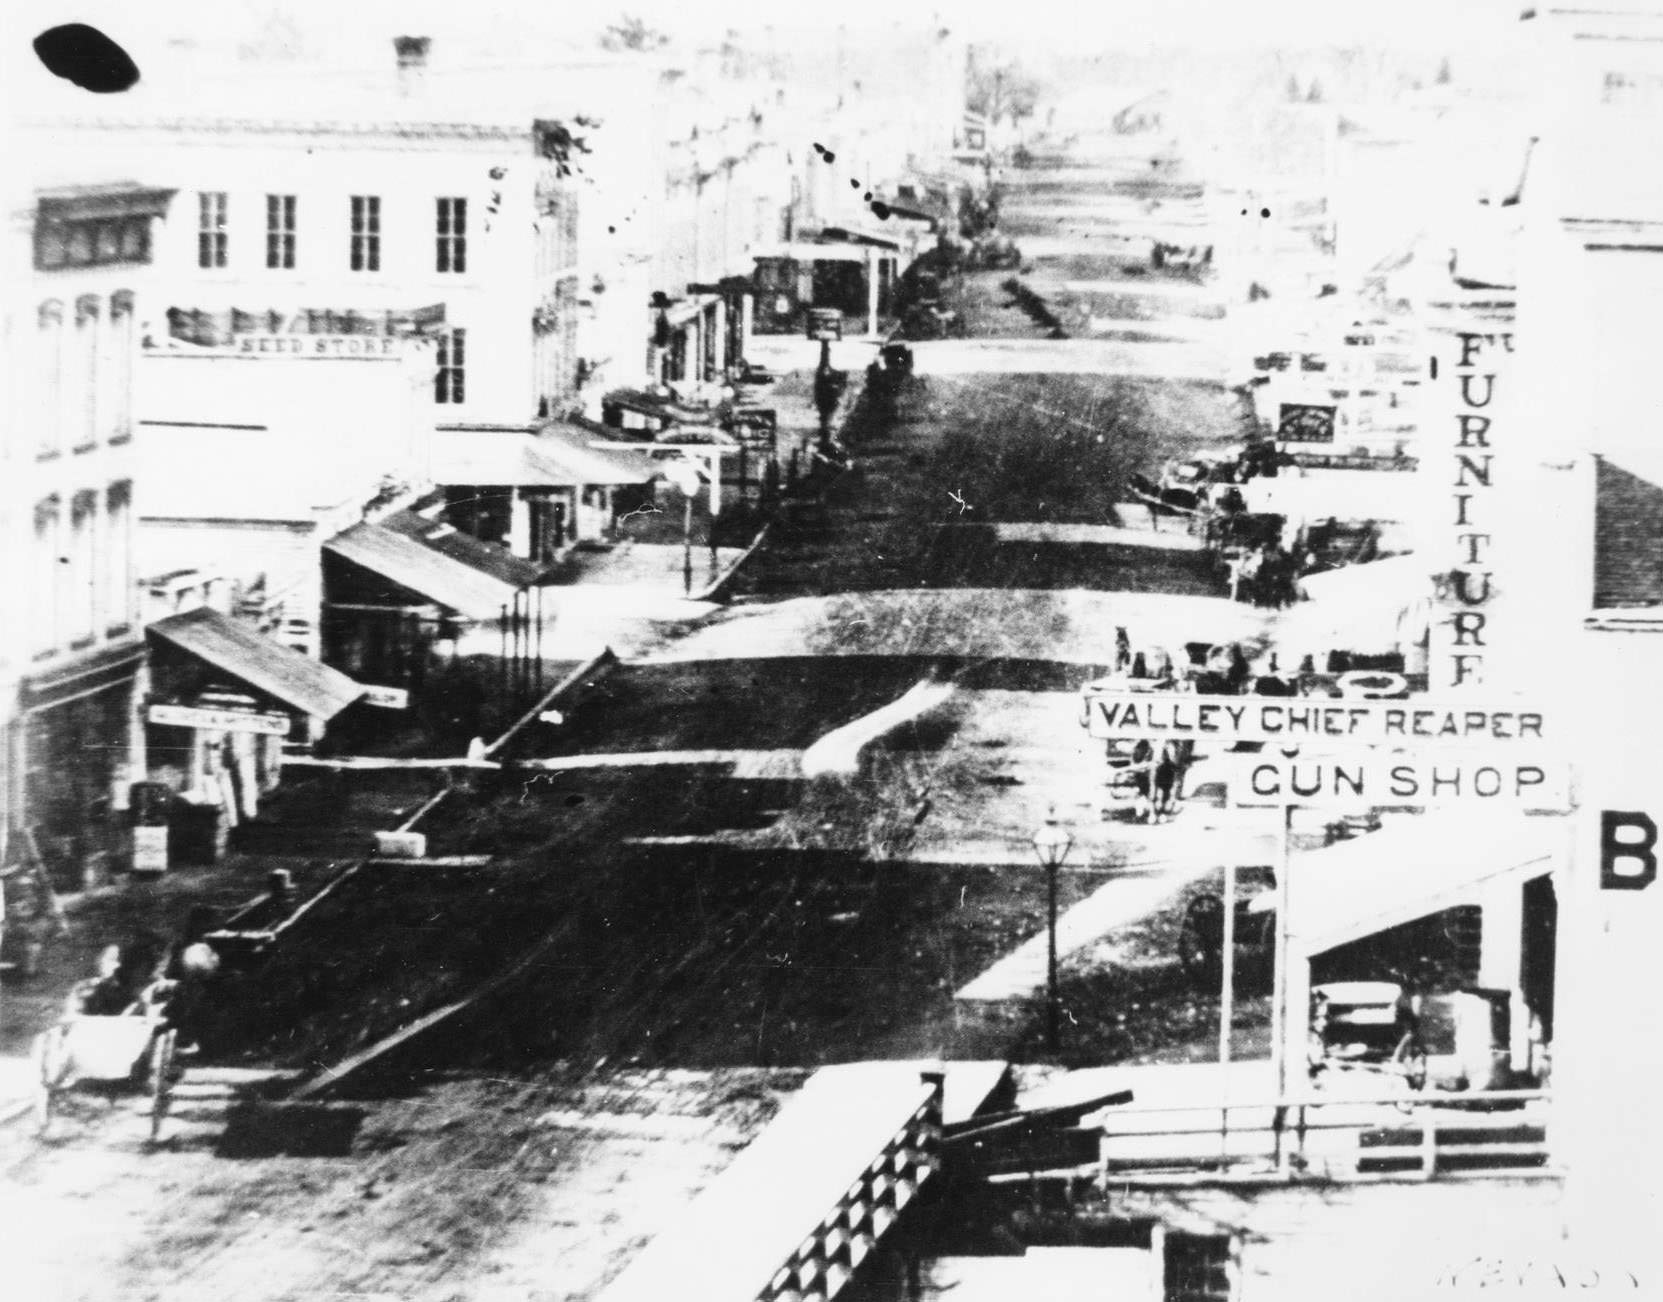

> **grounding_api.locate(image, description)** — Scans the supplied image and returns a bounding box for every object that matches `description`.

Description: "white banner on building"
[148,703,291,735]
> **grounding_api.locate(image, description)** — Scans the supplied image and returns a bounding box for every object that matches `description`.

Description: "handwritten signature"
[1435,1258,1640,1290]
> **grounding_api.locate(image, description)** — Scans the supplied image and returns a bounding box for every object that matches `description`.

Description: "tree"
[1436,56,1453,85]
[601,16,668,52]
[1286,74,1303,103]
[1305,79,1324,104]
[966,59,1041,124]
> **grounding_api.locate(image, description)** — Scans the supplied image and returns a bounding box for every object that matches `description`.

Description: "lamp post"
[1031,805,1075,1055]
[665,458,701,596]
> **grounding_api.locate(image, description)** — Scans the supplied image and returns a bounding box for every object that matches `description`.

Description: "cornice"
[26,115,535,145]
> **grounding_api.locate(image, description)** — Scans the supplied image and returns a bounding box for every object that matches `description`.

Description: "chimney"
[394,36,430,98]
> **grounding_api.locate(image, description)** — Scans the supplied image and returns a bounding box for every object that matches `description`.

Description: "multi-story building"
[25,43,586,436]
[2,181,173,888]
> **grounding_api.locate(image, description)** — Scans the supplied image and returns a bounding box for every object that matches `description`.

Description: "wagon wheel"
[148,1028,178,1143]
[1392,1032,1428,1093]
[1178,894,1225,984]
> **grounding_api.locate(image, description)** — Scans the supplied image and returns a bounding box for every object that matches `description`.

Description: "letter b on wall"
[1600,810,1658,890]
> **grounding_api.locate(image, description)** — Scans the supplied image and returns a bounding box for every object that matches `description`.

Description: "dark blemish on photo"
[812,142,835,163]
[1261,207,1271,218]
[869,200,891,220]
[34,24,139,93]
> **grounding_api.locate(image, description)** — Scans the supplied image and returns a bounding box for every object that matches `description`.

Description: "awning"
[534,421,662,485]
[1260,815,1561,959]
[325,523,527,621]
[380,510,546,589]
[754,242,890,265]
[429,430,583,489]
[602,389,712,426]
[1273,555,1433,658]
[147,607,364,721]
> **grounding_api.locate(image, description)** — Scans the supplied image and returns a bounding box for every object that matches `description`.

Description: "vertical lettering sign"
[1429,326,1515,691]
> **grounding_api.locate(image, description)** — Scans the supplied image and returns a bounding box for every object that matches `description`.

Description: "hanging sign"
[1277,403,1337,444]
[1229,752,1571,810]
[1082,690,1550,746]
[148,703,291,735]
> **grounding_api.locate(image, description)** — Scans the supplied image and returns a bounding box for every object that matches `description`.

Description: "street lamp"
[1031,805,1075,1055]
[665,458,702,596]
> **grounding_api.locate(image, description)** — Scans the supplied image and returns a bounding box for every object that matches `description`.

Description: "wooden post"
[1219,853,1236,1169]
[1271,802,1294,1174]
[21,826,70,936]
[534,585,544,693]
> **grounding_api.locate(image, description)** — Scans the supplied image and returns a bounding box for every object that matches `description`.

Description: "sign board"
[1276,402,1337,444]
[1082,691,1549,747]
[132,825,169,875]
[148,702,291,736]
[361,685,410,710]
[232,334,406,358]
[1428,326,1515,691]
[806,307,843,341]
[1230,753,1571,811]
[1289,451,1418,473]
[158,304,445,350]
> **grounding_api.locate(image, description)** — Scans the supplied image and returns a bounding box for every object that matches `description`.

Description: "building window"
[435,327,466,404]
[109,292,135,444]
[198,191,228,268]
[32,496,62,658]
[75,295,100,452]
[37,299,65,457]
[36,218,150,270]
[106,481,133,634]
[436,197,467,273]
[70,490,98,646]
[266,194,297,269]
[1164,1232,1236,1302]
[350,195,381,272]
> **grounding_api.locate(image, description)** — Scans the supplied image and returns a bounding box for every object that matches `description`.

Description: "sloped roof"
[1270,815,1558,958]
[430,430,585,488]
[1594,455,1663,610]
[380,510,546,589]
[148,607,363,720]
[326,523,527,621]
[535,421,662,485]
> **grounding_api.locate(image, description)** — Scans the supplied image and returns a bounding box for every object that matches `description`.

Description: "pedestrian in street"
[1153,742,1182,822]
[1130,651,1149,680]
[1226,643,1252,694]
[1131,739,1156,822]
[1114,626,1132,673]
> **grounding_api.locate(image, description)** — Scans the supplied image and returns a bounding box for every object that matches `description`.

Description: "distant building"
[26,53,586,435]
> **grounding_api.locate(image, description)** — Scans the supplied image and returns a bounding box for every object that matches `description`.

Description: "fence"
[980,1088,1553,1187]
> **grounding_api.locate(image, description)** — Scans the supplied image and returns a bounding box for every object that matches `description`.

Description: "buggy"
[32,980,183,1141]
